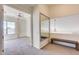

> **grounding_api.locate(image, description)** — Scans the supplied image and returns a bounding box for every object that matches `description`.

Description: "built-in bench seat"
[51,38,79,50]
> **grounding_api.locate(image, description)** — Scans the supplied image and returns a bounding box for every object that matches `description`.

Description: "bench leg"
[51,39,54,44]
[76,42,79,51]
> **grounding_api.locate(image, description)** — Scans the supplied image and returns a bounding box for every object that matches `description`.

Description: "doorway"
[3,5,32,54]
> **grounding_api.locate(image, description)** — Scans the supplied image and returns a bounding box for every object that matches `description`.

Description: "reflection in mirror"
[40,13,50,48]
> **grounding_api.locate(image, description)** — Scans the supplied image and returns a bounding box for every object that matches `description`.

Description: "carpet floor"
[4,38,49,55]
[42,43,79,55]
[4,38,79,55]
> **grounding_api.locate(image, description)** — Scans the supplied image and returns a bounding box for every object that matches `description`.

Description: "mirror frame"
[39,13,50,43]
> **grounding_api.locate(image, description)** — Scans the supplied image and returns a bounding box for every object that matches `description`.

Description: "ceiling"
[5,4,37,13]
[5,4,79,18]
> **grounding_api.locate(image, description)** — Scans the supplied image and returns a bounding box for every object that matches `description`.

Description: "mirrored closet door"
[40,13,50,48]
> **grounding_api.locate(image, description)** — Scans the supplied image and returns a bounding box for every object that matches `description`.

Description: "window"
[4,21,16,35]
[4,21,7,34]
[7,22,15,34]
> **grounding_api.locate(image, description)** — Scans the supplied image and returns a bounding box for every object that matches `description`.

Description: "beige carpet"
[4,38,49,55]
[42,43,79,55]
[4,38,79,55]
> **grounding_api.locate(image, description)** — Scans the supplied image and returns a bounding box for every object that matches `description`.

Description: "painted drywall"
[50,14,79,43]
[49,4,79,18]
[51,33,79,41]
[18,14,31,37]
[0,5,3,54]
[50,14,79,34]
[33,5,40,49]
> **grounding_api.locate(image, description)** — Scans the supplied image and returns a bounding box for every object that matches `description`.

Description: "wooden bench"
[51,38,79,51]
[76,41,79,50]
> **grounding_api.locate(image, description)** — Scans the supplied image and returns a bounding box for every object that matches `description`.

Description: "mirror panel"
[40,13,50,42]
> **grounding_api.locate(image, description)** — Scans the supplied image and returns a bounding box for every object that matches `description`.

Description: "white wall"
[0,5,3,54]
[33,6,40,49]
[51,33,79,41]
[26,15,31,37]
[18,14,31,37]
[16,17,27,37]
[50,14,79,41]
[51,14,79,33]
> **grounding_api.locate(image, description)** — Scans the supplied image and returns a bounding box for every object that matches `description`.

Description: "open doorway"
[4,5,32,54]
